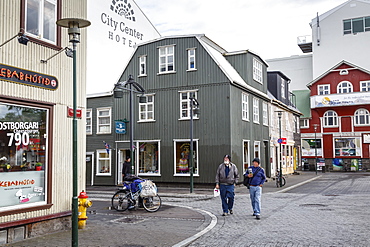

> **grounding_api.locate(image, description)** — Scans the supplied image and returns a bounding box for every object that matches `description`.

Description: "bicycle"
[111,179,161,213]
[275,170,286,188]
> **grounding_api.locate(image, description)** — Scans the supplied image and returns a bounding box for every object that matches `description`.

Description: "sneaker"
[222,212,228,216]
[229,210,233,214]
[256,215,260,220]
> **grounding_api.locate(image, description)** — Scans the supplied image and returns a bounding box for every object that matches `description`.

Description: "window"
[281,78,285,99]
[242,93,249,121]
[343,16,370,34]
[174,140,198,176]
[138,141,160,175]
[25,0,57,43]
[139,95,154,121]
[243,140,250,172]
[302,139,322,157]
[354,109,370,125]
[86,109,92,135]
[300,118,309,128]
[0,101,51,209]
[323,110,338,127]
[361,81,370,91]
[253,97,259,123]
[285,112,290,131]
[294,116,300,133]
[318,84,330,95]
[180,91,198,120]
[187,48,196,70]
[253,58,263,84]
[337,81,352,94]
[96,149,111,175]
[254,141,260,159]
[139,56,146,76]
[97,107,111,134]
[159,45,175,73]
[262,102,268,126]
[334,138,361,156]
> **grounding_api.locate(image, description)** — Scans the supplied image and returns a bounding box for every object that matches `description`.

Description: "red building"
[301,61,370,171]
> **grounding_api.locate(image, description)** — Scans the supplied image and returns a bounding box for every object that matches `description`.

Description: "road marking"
[274,175,322,193]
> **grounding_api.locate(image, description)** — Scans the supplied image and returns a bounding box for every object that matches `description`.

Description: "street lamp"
[189,96,200,193]
[56,17,90,247]
[276,111,283,187]
[113,75,146,176]
[313,124,319,175]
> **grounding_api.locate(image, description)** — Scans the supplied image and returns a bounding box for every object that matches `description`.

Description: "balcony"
[297,35,312,53]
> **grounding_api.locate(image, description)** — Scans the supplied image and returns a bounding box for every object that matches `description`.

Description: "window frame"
[179,90,198,120]
[86,108,92,135]
[137,140,160,176]
[21,0,61,48]
[187,48,196,71]
[242,93,249,121]
[343,16,370,35]
[300,118,309,128]
[360,81,370,92]
[354,108,370,126]
[334,137,361,157]
[253,97,259,124]
[281,78,285,99]
[242,140,250,172]
[96,107,111,134]
[337,81,353,94]
[139,55,147,76]
[253,58,263,84]
[318,84,330,95]
[254,141,260,159]
[323,110,338,127]
[158,45,175,74]
[262,102,268,126]
[96,149,111,176]
[139,94,155,122]
[173,139,199,176]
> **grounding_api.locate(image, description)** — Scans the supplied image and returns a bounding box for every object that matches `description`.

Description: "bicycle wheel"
[281,177,286,187]
[142,194,161,212]
[111,191,130,211]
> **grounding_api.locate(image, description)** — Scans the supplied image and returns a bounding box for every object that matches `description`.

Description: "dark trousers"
[220,184,235,213]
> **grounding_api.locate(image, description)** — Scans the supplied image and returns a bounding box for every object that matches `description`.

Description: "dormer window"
[337,81,353,94]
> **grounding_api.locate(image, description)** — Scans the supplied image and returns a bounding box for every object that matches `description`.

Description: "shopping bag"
[140,180,157,197]
[213,188,220,197]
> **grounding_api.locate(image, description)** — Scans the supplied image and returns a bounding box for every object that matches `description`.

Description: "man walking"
[215,154,239,216]
[246,158,266,220]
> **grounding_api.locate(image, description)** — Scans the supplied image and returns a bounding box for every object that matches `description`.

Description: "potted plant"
[35,162,42,171]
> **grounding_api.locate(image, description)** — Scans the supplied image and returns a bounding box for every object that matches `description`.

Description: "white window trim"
[179,90,199,120]
[281,78,285,99]
[262,102,268,126]
[354,108,370,126]
[253,97,259,124]
[242,140,250,173]
[323,110,338,127]
[137,140,161,176]
[253,58,263,84]
[187,48,196,71]
[242,93,249,121]
[254,141,260,159]
[138,94,155,122]
[96,107,111,134]
[173,139,199,177]
[337,81,353,94]
[318,84,330,95]
[96,149,111,176]
[139,55,147,77]
[360,80,370,92]
[158,45,175,74]
[86,108,92,135]
[300,118,309,128]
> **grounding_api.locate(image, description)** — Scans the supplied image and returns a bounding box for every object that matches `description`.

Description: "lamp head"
[17,33,29,45]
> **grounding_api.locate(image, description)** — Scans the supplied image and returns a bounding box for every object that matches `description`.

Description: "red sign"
[67,107,82,118]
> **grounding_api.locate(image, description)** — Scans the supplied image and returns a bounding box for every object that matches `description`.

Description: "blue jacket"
[245,166,266,186]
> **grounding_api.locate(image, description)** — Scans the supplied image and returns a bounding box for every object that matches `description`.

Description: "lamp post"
[189,96,200,193]
[313,124,319,175]
[113,75,146,175]
[56,18,90,247]
[276,111,283,187]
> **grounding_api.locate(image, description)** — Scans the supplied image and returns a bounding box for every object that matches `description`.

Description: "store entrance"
[118,149,130,185]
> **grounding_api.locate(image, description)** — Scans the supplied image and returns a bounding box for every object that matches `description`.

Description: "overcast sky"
[134,0,346,60]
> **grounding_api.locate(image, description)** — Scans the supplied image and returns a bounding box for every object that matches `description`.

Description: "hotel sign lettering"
[0,63,58,90]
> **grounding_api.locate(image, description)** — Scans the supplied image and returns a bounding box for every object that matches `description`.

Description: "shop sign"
[67,107,82,118]
[115,120,126,134]
[0,63,58,90]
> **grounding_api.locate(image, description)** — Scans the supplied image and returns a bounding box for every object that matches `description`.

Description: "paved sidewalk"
[3,171,322,247]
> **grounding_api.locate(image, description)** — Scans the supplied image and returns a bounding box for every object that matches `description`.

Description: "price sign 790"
[7,132,30,146]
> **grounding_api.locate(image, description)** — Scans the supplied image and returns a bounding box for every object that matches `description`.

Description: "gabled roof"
[310,0,370,27]
[306,60,370,87]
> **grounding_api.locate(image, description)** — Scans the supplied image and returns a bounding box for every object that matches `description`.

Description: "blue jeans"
[219,184,234,213]
[249,186,262,215]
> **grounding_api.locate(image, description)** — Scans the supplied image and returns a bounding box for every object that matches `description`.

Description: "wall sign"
[0,63,58,90]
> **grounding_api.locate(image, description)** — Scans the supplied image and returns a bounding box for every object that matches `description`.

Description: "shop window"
[0,101,50,210]
[253,58,263,84]
[334,138,361,156]
[243,140,250,172]
[242,93,249,121]
[96,149,111,175]
[86,109,92,135]
[174,140,198,176]
[159,45,175,73]
[323,110,338,127]
[318,84,330,95]
[354,109,370,126]
[254,141,260,159]
[96,107,111,134]
[337,81,353,94]
[179,91,198,120]
[25,0,57,44]
[138,141,159,175]
[139,95,154,121]
[187,48,196,70]
[139,55,146,76]
[301,139,322,157]
[253,97,259,124]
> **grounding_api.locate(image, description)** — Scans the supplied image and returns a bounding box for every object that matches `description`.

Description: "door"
[117,149,130,185]
[86,153,94,186]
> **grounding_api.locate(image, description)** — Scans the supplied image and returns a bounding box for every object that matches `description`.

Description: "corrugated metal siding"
[0,0,88,223]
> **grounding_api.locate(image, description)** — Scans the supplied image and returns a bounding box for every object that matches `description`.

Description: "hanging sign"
[115,120,126,134]
[0,63,58,90]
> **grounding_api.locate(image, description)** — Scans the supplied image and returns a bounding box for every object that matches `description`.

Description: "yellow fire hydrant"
[78,190,92,229]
